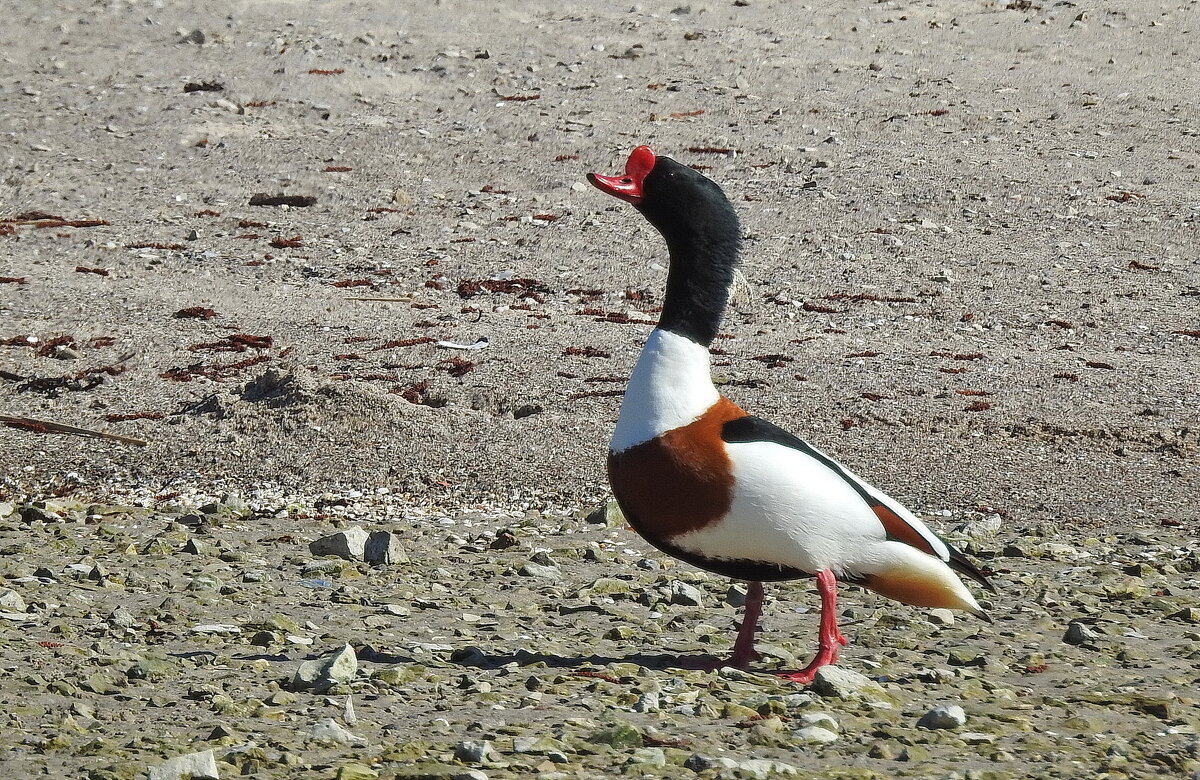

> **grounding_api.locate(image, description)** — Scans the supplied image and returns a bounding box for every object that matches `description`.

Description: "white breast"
[610,328,719,452]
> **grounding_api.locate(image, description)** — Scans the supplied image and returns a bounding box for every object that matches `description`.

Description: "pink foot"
[726,581,765,669]
[776,569,846,685]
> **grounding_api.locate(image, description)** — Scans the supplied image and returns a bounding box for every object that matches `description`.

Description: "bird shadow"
[454,648,728,673]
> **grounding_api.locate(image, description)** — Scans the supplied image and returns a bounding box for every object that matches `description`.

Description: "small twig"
[0,414,148,446]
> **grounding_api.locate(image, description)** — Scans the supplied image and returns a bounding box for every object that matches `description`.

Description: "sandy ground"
[1,1,1198,778]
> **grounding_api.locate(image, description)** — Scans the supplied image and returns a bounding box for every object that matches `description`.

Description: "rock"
[627,747,666,765]
[739,758,799,778]
[684,754,740,772]
[365,531,409,564]
[21,505,60,524]
[293,644,358,692]
[797,712,838,732]
[584,498,626,527]
[867,740,902,760]
[946,647,986,666]
[809,666,890,702]
[928,608,955,626]
[178,29,206,45]
[725,584,748,607]
[147,749,219,780]
[0,589,27,613]
[632,691,660,712]
[454,740,493,763]
[1063,620,1098,645]
[127,656,179,681]
[794,725,838,743]
[513,735,565,754]
[451,771,488,780]
[518,562,562,581]
[191,624,240,635]
[959,513,1003,539]
[1171,606,1199,624]
[310,527,369,560]
[334,764,378,780]
[669,580,704,606]
[183,538,220,556]
[107,606,136,628]
[586,721,643,749]
[918,704,967,730]
[308,718,366,745]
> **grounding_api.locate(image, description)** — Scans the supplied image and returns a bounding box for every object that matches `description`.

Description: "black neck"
[654,222,739,347]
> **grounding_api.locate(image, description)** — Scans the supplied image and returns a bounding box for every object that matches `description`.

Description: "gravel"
[2,1,1200,778]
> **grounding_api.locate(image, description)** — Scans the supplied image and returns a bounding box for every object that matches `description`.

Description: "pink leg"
[778,569,845,684]
[728,581,764,668]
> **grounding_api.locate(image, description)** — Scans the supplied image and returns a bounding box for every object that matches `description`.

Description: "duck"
[587,145,994,683]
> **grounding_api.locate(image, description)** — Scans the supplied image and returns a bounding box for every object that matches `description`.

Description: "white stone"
[293,643,357,691]
[798,712,839,732]
[148,749,219,780]
[669,580,704,607]
[307,717,366,745]
[918,704,967,730]
[929,608,955,626]
[309,527,369,560]
[810,666,889,701]
[794,725,839,743]
[738,759,799,778]
[0,589,27,613]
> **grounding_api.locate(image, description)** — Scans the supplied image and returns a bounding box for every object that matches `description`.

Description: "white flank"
[801,440,951,562]
[610,328,719,452]
[672,439,883,573]
[673,440,967,595]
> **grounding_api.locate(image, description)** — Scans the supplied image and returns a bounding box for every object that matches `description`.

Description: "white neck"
[610,328,719,452]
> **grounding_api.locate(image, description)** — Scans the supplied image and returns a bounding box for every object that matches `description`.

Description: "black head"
[588,146,740,346]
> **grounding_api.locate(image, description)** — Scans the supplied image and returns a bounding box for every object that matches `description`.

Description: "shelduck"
[587,146,993,683]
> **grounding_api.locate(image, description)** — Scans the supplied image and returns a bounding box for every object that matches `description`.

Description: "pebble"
[293,644,358,692]
[451,771,488,780]
[798,712,839,732]
[308,718,366,745]
[739,758,800,777]
[628,747,666,765]
[1063,620,1098,645]
[918,704,968,730]
[454,739,493,763]
[334,764,377,780]
[107,606,136,628]
[684,755,740,772]
[191,624,240,634]
[519,562,562,581]
[794,725,839,743]
[310,527,369,560]
[669,580,704,606]
[809,666,891,702]
[147,749,218,780]
[365,531,409,564]
[632,691,660,712]
[0,589,27,613]
[928,608,955,626]
[584,498,626,527]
